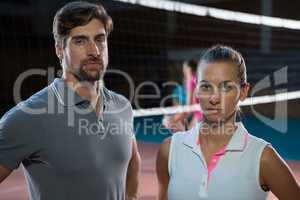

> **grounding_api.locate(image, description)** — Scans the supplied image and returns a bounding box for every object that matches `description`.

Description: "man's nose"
[87,41,100,56]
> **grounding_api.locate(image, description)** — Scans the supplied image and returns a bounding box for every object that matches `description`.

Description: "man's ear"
[55,40,64,60]
[240,83,250,101]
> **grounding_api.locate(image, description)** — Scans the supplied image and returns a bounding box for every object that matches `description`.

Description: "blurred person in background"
[183,59,203,128]
[163,59,203,132]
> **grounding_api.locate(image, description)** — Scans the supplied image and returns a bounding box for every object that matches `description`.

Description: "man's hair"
[53,1,113,46]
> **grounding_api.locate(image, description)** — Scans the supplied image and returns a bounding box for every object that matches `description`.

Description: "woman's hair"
[53,1,113,47]
[199,45,247,86]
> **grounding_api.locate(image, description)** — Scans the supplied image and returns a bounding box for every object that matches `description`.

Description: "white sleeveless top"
[168,122,269,200]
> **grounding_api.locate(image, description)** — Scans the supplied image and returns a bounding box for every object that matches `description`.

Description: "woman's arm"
[260,146,300,199]
[0,165,12,183]
[156,138,171,200]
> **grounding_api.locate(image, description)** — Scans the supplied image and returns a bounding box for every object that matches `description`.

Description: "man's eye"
[95,37,106,45]
[74,38,86,45]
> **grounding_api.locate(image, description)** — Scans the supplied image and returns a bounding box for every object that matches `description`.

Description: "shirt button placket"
[198,174,208,198]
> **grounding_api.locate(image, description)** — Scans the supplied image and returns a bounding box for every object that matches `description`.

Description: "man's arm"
[0,165,12,183]
[126,138,141,200]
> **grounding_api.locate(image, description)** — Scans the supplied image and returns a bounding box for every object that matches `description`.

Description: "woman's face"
[196,62,249,124]
[183,63,192,79]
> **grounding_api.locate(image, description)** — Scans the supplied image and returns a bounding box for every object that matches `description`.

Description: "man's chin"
[78,69,104,82]
[84,75,100,82]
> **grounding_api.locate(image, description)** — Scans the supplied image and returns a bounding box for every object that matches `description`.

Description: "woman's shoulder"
[159,128,195,153]
[247,133,270,147]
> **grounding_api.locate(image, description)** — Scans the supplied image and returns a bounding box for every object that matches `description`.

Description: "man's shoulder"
[1,85,51,124]
[103,88,133,119]
[16,85,52,114]
[103,87,131,107]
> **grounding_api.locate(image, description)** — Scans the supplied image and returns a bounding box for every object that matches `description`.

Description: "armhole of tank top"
[256,142,271,193]
[168,135,175,177]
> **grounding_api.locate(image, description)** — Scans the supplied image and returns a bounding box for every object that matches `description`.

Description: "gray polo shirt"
[0,78,134,200]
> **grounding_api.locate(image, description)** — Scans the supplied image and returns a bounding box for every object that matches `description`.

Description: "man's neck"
[62,73,101,103]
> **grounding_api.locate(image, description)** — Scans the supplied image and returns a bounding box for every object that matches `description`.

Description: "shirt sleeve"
[126,100,135,140]
[0,107,39,170]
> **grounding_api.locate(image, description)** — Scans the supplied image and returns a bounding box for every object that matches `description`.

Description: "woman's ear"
[240,83,250,101]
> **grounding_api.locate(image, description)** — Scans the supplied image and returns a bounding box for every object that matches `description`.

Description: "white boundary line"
[114,0,300,30]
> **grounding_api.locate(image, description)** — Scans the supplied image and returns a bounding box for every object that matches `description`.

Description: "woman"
[156,45,300,200]
[183,59,203,128]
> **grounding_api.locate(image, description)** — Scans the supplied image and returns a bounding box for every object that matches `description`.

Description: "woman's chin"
[204,115,225,124]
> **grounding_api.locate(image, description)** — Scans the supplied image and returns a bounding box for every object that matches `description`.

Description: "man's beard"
[74,57,106,83]
[75,66,105,82]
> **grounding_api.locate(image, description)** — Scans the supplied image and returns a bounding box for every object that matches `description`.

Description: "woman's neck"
[200,117,238,145]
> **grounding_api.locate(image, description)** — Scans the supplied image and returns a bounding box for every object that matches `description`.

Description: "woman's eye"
[199,84,212,91]
[220,84,233,92]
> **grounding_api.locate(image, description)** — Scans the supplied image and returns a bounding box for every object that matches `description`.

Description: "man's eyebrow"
[71,35,88,40]
[95,33,106,38]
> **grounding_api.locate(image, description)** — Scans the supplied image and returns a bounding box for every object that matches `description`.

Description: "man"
[0,1,141,200]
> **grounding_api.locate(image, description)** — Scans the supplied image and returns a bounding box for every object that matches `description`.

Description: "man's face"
[57,18,108,82]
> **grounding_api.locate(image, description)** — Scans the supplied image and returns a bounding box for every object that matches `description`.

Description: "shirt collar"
[183,122,249,152]
[183,122,202,150]
[226,122,249,151]
[50,78,107,107]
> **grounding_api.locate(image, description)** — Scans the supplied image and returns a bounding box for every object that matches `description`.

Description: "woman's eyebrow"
[199,80,209,83]
[220,80,235,84]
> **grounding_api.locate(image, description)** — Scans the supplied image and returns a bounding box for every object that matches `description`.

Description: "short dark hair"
[200,45,247,85]
[53,1,113,46]
[184,59,198,73]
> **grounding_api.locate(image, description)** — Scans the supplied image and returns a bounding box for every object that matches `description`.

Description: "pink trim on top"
[196,137,227,191]
[196,132,249,191]
[243,132,249,150]
[206,145,227,184]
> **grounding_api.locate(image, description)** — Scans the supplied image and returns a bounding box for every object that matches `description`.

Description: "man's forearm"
[126,139,141,200]
[126,161,140,200]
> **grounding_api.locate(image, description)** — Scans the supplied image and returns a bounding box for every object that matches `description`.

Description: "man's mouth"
[82,61,102,70]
